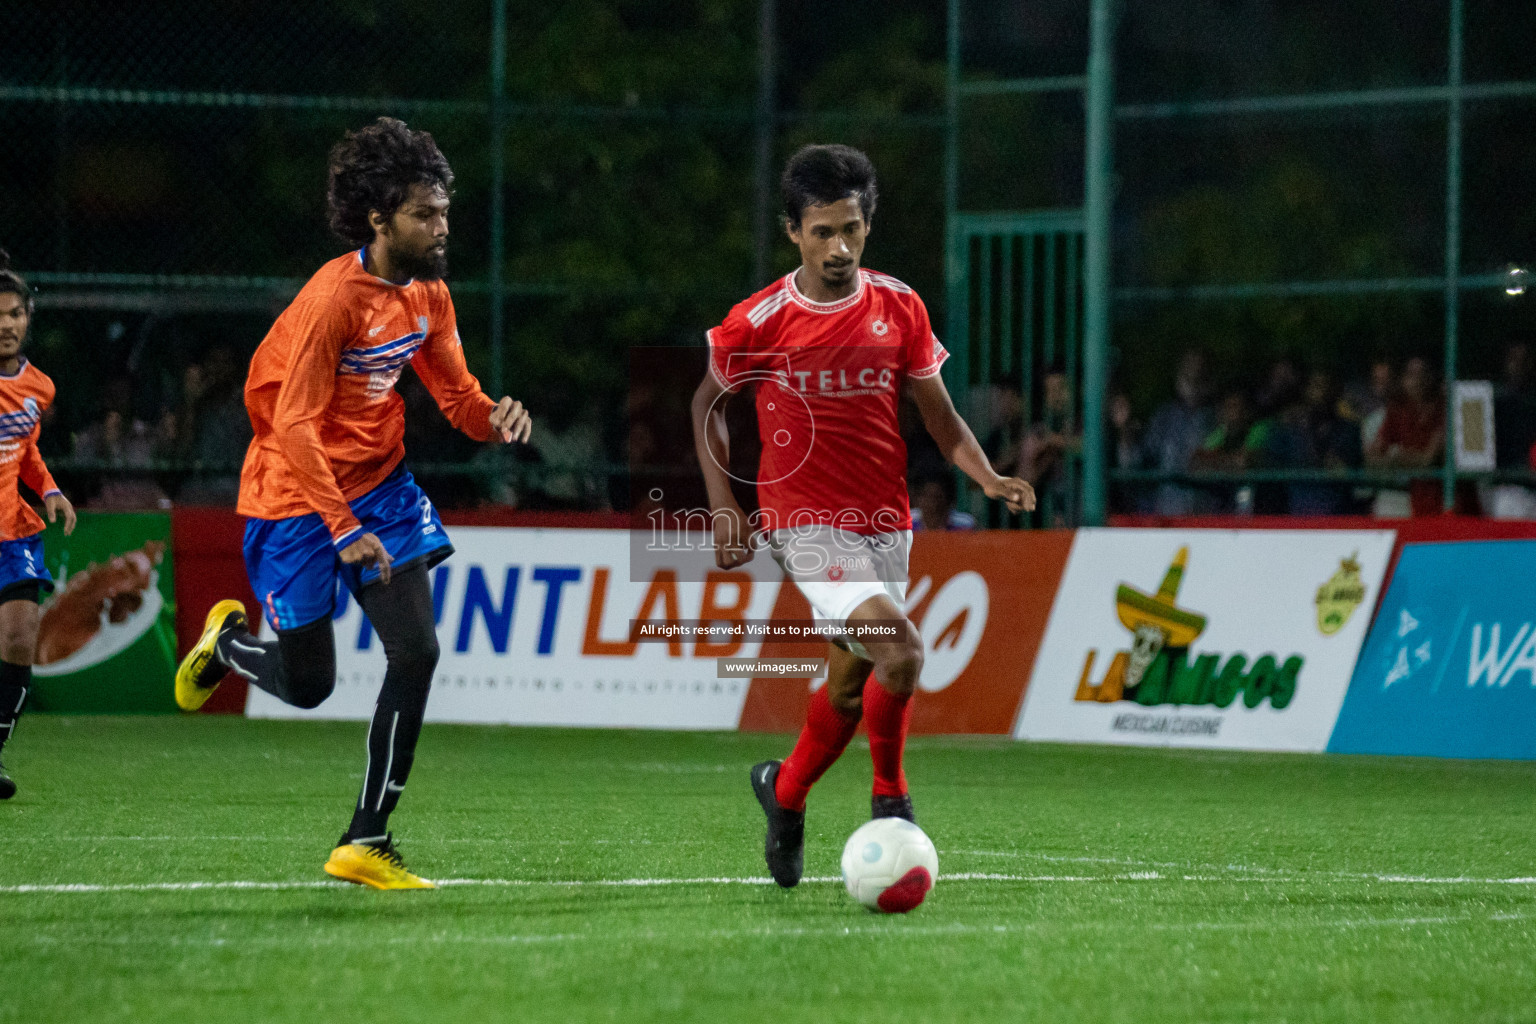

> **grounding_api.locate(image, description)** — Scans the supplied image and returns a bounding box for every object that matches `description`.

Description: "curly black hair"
[0,249,33,314]
[781,144,878,229]
[326,117,454,247]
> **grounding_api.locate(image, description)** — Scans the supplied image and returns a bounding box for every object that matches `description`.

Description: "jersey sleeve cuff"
[703,329,737,394]
[908,338,951,380]
[332,526,365,551]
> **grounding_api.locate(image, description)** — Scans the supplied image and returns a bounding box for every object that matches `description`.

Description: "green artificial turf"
[3,715,1536,1023]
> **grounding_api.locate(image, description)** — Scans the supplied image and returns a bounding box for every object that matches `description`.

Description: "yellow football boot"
[174,599,248,712]
[324,835,435,890]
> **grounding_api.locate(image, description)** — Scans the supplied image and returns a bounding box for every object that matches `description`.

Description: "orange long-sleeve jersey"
[0,359,61,542]
[237,248,497,547]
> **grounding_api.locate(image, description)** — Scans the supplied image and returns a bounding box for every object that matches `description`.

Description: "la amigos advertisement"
[247,528,1062,732]
[1015,529,1395,752]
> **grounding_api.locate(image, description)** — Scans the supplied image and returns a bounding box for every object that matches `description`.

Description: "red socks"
[773,679,915,810]
[774,686,860,812]
[863,678,913,798]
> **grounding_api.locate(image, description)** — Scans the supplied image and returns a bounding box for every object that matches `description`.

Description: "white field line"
[8,869,1536,897]
[6,841,1519,883]
[953,850,1536,886]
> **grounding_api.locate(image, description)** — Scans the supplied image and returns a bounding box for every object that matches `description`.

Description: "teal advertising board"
[1330,540,1536,759]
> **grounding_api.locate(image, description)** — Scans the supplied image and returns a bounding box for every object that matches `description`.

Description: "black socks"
[215,618,336,710]
[0,659,31,755]
[344,566,439,842]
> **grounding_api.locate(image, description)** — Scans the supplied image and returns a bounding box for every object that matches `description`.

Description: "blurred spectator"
[1342,356,1394,452]
[1107,389,1144,513]
[1270,370,1363,515]
[1192,390,1255,470]
[1018,368,1079,526]
[1191,389,1257,512]
[978,382,1025,472]
[1245,359,1304,513]
[1141,350,1215,515]
[1487,340,1536,519]
[1366,355,1445,516]
[71,379,173,509]
[172,346,252,504]
[910,471,975,531]
[528,390,608,510]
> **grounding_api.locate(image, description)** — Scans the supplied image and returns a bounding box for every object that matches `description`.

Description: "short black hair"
[781,144,878,229]
[327,117,454,247]
[0,249,33,315]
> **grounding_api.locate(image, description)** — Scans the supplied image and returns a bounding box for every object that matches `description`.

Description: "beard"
[387,238,448,281]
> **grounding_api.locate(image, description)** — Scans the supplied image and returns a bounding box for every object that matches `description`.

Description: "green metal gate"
[945,210,1085,526]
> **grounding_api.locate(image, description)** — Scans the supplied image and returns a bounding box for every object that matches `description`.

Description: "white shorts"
[768,527,911,660]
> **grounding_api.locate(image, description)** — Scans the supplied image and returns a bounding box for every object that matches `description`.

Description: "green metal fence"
[4,0,963,511]
[944,0,1536,524]
[10,2,1536,521]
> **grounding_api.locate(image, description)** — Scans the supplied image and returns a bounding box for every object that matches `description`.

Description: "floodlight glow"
[1507,265,1528,297]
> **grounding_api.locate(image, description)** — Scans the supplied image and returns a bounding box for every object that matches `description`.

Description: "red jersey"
[0,359,60,541]
[708,269,947,534]
[238,248,496,545]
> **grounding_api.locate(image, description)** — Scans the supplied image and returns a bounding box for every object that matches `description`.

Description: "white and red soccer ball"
[840,817,939,913]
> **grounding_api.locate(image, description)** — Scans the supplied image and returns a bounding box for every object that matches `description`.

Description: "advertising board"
[1015,529,1394,751]
[29,512,178,714]
[248,528,782,728]
[1329,540,1536,759]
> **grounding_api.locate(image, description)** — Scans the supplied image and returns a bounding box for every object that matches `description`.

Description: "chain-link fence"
[8,2,1535,523]
[4,0,958,514]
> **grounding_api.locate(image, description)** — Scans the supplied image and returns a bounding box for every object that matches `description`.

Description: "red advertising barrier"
[738,531,1074,735]
[170,508,258,714]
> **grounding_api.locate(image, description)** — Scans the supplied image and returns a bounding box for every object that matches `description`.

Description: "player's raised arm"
[690,368,751,569]
[908,372,1035,514]
[412,292,530,444]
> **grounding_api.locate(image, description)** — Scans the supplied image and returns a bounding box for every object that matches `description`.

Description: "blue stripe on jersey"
[0,408,41,439]
[338,333,424,376]
[350,332,425,358]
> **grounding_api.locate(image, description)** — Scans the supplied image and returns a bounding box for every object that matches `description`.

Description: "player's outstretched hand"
[712,504,752,570]
[45,492,76,536]
[340,532,393,585]
[984,475,1036,514]
[489,397,532,444]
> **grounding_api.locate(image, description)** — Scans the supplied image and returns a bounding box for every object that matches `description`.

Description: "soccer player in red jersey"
[173,119,531,888]
[0,251,77,800]
[691,145,1034,887]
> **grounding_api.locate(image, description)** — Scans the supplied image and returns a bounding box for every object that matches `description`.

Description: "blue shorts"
[0,533,54,604]
[244,465,451,632]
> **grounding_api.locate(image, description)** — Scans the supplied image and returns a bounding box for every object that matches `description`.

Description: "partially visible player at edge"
[0,251,77,800]
[173,118,532,889]
[691,145,1034,888]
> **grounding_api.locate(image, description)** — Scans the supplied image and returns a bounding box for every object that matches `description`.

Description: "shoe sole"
[174,600,246,712]
[323,853,436,891]
[0,778,14,800]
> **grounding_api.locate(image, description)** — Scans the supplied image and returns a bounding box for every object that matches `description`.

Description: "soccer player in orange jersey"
[0,251,77,800]
[692,146,1033,890]
[173,119,532,889]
